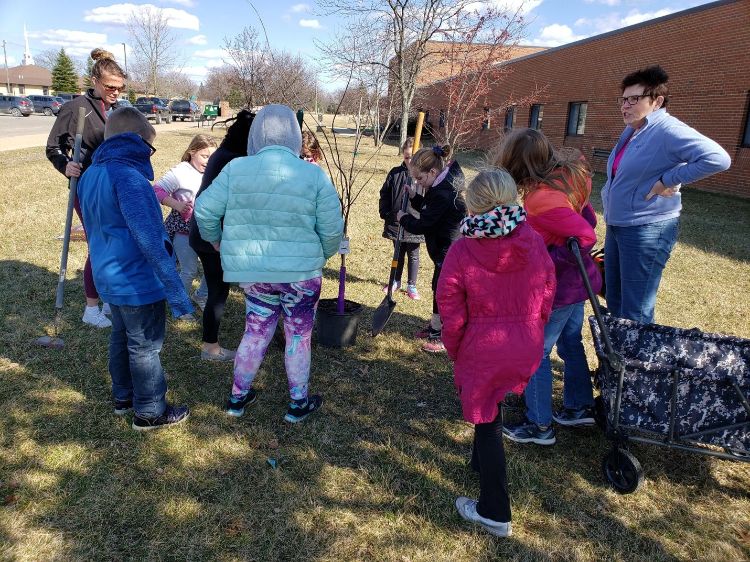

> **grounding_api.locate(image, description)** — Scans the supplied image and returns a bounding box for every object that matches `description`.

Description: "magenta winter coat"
[437,222,556,424]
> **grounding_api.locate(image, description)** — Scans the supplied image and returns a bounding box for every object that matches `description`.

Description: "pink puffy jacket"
[437,222,556,424]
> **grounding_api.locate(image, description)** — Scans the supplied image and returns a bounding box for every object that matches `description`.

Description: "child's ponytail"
[411,144,452,173]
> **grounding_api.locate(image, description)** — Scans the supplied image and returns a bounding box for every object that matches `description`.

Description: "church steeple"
[22,24,35,66]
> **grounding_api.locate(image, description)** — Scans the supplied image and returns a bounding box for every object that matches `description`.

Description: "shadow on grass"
[1,258,748,560]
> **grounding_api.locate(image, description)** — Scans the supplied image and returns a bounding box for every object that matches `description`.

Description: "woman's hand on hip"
[646,179,680,200]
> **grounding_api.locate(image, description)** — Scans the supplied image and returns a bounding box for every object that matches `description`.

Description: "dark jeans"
[109,301,168,418]
[196,250,230,345]
[470,409,512,523]
[393,241,420,286]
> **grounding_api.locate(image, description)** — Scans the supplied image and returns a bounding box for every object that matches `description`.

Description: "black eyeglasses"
[141,137,157,156]
[617,94,651,106]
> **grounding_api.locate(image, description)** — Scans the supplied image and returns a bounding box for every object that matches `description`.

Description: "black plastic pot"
[316,298,362,348]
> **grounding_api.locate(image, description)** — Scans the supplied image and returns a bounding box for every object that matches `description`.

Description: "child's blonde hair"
[181,134,218,162]
[464,168,519,214]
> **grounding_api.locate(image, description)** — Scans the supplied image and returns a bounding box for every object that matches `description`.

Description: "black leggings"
[431,261,443,314]
[394,241,420,286]
[196,251,230,344]
[470,409,512,523]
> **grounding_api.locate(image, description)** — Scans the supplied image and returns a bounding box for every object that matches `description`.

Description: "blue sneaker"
[132,404,189,431]
[226,389,257,417]
[284,395,322,423]
[553,407,595,427]
[502,421,556,446]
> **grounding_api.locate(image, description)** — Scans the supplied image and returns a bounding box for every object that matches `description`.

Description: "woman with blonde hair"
[46,48,128,328]
[438,168,555,537]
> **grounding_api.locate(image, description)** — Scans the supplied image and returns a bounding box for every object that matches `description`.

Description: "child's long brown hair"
[181,134,218,162]
[491,129,591,211]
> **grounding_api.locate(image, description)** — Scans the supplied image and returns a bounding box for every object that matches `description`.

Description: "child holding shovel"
[378,137,424,300]
[396,144,465,353]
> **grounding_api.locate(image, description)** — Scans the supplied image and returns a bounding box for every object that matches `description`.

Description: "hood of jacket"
[462,221,537,274]
[247,104,302,156]
[91,132,154,181]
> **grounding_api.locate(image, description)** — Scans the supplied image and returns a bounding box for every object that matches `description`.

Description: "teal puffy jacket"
[194,145,343,283]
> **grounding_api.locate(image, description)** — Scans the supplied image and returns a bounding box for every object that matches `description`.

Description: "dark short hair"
[621,65,669,107]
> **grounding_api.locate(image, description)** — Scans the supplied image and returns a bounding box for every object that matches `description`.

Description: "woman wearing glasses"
[602,65,730,324]
[46,48,127,328]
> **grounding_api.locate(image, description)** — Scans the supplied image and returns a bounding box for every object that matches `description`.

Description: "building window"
[529,104,544,130]
[743,97,750,147]
[504,106,515,131]
[566,102,587,136]
[18,84,25,94]
[43,87,49,95]
[482,106,490,130]
[439,109,445,128]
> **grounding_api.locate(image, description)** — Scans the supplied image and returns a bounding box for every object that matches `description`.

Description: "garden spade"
[35,106,86,349]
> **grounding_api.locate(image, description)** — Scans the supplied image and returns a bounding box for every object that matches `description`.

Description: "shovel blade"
[371,296,397,336]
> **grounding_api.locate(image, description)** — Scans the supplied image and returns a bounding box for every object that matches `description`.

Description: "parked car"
[117,99,133,107]
[0,95,33,117]
[28,95,63,116]
[56,93,81,103]
[134,97,172,124]
[54,96,66,105]
[169,99,201,121]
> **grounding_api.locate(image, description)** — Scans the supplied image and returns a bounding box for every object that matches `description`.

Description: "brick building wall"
[413,0,750,198]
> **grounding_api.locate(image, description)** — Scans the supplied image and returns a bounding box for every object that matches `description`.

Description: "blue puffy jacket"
[194,105,343,283]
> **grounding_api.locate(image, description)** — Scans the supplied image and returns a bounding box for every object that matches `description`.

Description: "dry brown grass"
[0,128,748,561]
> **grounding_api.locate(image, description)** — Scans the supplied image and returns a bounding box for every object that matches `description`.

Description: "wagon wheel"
[602,448,643,494]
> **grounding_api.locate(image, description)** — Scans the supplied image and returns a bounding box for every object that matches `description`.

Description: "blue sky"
[2,0,717,87]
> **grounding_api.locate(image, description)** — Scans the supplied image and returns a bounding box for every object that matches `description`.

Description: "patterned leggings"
[232,277,321,401]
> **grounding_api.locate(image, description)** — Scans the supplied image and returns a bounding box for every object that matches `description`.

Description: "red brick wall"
[414,0,750,198]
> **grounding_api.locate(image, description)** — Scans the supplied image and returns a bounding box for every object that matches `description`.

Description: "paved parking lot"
[0,113,202,152]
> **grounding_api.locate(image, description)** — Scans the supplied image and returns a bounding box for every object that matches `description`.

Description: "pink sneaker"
[422,338,446,353]
[403,284,421,300]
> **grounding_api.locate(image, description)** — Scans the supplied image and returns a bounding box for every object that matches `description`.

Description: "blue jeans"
[604,217,679,324]
[109,301,168,418]
[524,302,593,427]
[173,233,207,299]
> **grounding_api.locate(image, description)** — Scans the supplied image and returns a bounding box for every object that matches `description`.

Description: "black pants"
[431,261,443,314]
[196,251,230,344]
[393,241,420,286]
[470,409,512,523]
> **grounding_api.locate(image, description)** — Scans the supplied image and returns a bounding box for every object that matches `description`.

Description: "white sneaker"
[101,303,112,316]
[455,496,512,537]
[82,306,112,328]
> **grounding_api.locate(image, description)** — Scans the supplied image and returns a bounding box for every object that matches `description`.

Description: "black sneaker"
[284,395,322,423]
[502,421,556,446]
[114,398,133,416]
[553,407,595,427]
[226,389,257,417]
[132,404,190,431]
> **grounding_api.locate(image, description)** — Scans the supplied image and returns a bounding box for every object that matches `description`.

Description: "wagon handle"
[567,237,623,373]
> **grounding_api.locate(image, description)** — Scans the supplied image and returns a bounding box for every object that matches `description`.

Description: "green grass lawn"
[0,129,748,561]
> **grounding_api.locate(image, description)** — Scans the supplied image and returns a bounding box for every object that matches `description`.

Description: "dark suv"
[0,95,33,116]
[28,95,63,116]
[169,99,201,121]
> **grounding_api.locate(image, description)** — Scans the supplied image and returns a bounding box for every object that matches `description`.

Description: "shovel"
[371,188,411,336]
[35,106,86,349]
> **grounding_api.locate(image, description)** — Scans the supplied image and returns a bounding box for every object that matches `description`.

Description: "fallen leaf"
[225,517,247,536]
[3,494,18,506]
[268,439,279,450]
